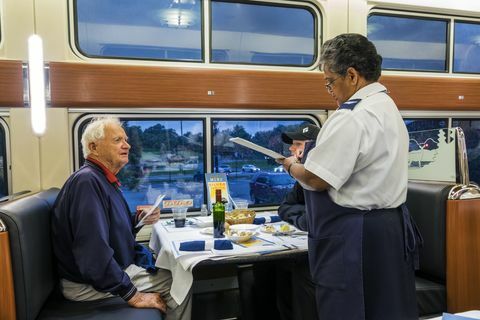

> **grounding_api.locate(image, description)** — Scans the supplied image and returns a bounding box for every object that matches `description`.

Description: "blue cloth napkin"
[253,215,281,225]
[134,243,157,273]
[179,239,233,251]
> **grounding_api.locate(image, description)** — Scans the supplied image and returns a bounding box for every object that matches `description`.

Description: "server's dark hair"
[320,33,382,81]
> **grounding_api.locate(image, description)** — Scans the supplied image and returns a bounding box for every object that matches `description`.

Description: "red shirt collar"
[86,156,121,188]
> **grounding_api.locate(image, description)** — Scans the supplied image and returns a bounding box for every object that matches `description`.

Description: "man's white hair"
[81,116,122,159]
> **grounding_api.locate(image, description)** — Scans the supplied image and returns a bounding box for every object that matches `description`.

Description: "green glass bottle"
[213,189,225,238]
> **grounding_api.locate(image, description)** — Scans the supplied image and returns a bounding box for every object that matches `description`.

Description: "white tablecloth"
[429,311,480,319]
[148,212,308,304]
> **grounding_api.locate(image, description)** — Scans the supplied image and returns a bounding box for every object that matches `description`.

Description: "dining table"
[148,211,308,306]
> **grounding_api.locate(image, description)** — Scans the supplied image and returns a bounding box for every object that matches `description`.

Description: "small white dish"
[225,230,257,243]
[229,224,259,232]
[261,223,296,235]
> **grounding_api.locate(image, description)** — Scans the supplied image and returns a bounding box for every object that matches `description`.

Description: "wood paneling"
[0,60,24,107]
[446,199,480,313]
[49,62,333,109]
[0,60,478,110]
[49,62,480,110]
[0,232,16,320]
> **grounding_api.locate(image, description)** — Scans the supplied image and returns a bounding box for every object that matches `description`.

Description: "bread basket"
[225,209,256,225]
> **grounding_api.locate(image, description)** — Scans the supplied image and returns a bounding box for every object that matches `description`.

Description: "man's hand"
[128,291,167,312]
[138,208,161,225]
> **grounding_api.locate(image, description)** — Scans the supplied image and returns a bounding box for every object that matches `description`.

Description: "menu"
[229,137,285,159]
[205,173,231,212]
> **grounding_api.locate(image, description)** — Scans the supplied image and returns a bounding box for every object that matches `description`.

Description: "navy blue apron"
[303,97,421,320]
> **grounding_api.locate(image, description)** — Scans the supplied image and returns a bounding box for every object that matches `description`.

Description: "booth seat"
[407,181,453,317]
[0,188,162,320]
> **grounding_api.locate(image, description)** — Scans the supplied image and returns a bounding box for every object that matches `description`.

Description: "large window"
[454,21,480,73]
[368,14,449,72]
[212,118,314,206]
[74,0,203,61]
[73,0,320,67]
[210,1,316,66]
[77,117,205,212]
[452,119,480,184]
[0,120,8,198]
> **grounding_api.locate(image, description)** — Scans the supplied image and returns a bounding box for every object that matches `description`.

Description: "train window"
[211,118,315,206]
[453,21,480,73]
[76,118,205,212]
[0,120,8,198]
[73,0,203,62]
[405,118,453,182]
[368,14,449,72]
[210,1,316,66]
[452,119,480,184]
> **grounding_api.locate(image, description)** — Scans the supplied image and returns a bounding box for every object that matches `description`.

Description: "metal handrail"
[0,218,6,232]
[448,127,480,200]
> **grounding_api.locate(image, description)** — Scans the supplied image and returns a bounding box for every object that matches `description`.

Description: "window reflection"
[454,21,480,73]
[212,119,312,205]
[78,118,205,211]
[74,0,203,61]
[211,1,316,66]
[368,14,448,71]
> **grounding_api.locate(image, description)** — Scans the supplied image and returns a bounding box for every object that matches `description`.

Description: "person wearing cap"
[278,34,420,320]
[276,123,320,320]
[279,123,320,231]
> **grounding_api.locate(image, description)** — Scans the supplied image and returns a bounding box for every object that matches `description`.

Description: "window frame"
[71,110,323,212]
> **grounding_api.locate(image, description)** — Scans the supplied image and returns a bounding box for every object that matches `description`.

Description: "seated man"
[51,116,191,320]
[278,123,320,231]
[277,123,320,320]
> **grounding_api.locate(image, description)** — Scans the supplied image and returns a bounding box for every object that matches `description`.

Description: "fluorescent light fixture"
[28,34,46,136]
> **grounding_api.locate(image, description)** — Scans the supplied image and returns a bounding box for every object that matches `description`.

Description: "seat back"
[406,182,452,281]
[0,188,60,320]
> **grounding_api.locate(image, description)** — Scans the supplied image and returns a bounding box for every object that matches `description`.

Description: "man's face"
[324,67,356,107]
[289,140,307,158]
[91,123,130,174]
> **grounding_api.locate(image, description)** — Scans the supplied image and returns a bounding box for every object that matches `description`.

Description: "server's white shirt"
[304,82,408,210]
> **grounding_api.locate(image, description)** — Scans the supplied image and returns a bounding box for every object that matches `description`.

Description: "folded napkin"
[253,215,281,225]
[179,239,233,251]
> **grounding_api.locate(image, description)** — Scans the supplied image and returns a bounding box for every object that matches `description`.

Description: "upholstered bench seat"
[0,188,162,320]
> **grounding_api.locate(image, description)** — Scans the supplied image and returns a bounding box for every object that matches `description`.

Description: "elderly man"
[52,117,191,319]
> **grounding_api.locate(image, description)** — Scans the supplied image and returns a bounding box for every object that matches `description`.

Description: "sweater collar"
[86,157,121,188]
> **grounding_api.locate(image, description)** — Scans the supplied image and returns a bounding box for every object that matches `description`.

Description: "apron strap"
[400,204,424,270]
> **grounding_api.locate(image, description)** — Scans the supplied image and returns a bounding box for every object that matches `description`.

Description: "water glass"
[172,207,187,227]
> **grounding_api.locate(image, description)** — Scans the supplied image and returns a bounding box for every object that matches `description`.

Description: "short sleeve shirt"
[304,83,409,210]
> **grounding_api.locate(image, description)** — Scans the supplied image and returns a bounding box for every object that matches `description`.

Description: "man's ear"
[346,67,359,86]
[89,142,97,155]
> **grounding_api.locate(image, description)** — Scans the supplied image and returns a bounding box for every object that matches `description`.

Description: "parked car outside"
[242,164,260,172]
[249,172,295,204]
[218,164,232,173]
[273,165,284,172]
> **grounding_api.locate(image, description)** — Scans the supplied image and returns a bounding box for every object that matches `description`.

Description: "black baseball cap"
[281,124,320,144]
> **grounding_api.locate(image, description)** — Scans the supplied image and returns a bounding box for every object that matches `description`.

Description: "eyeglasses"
[325,77,340,92]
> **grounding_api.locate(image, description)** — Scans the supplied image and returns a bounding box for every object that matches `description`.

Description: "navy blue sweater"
[52,161,137,300]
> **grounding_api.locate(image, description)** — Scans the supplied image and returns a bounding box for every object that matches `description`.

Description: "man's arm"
[278,183,308,231]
